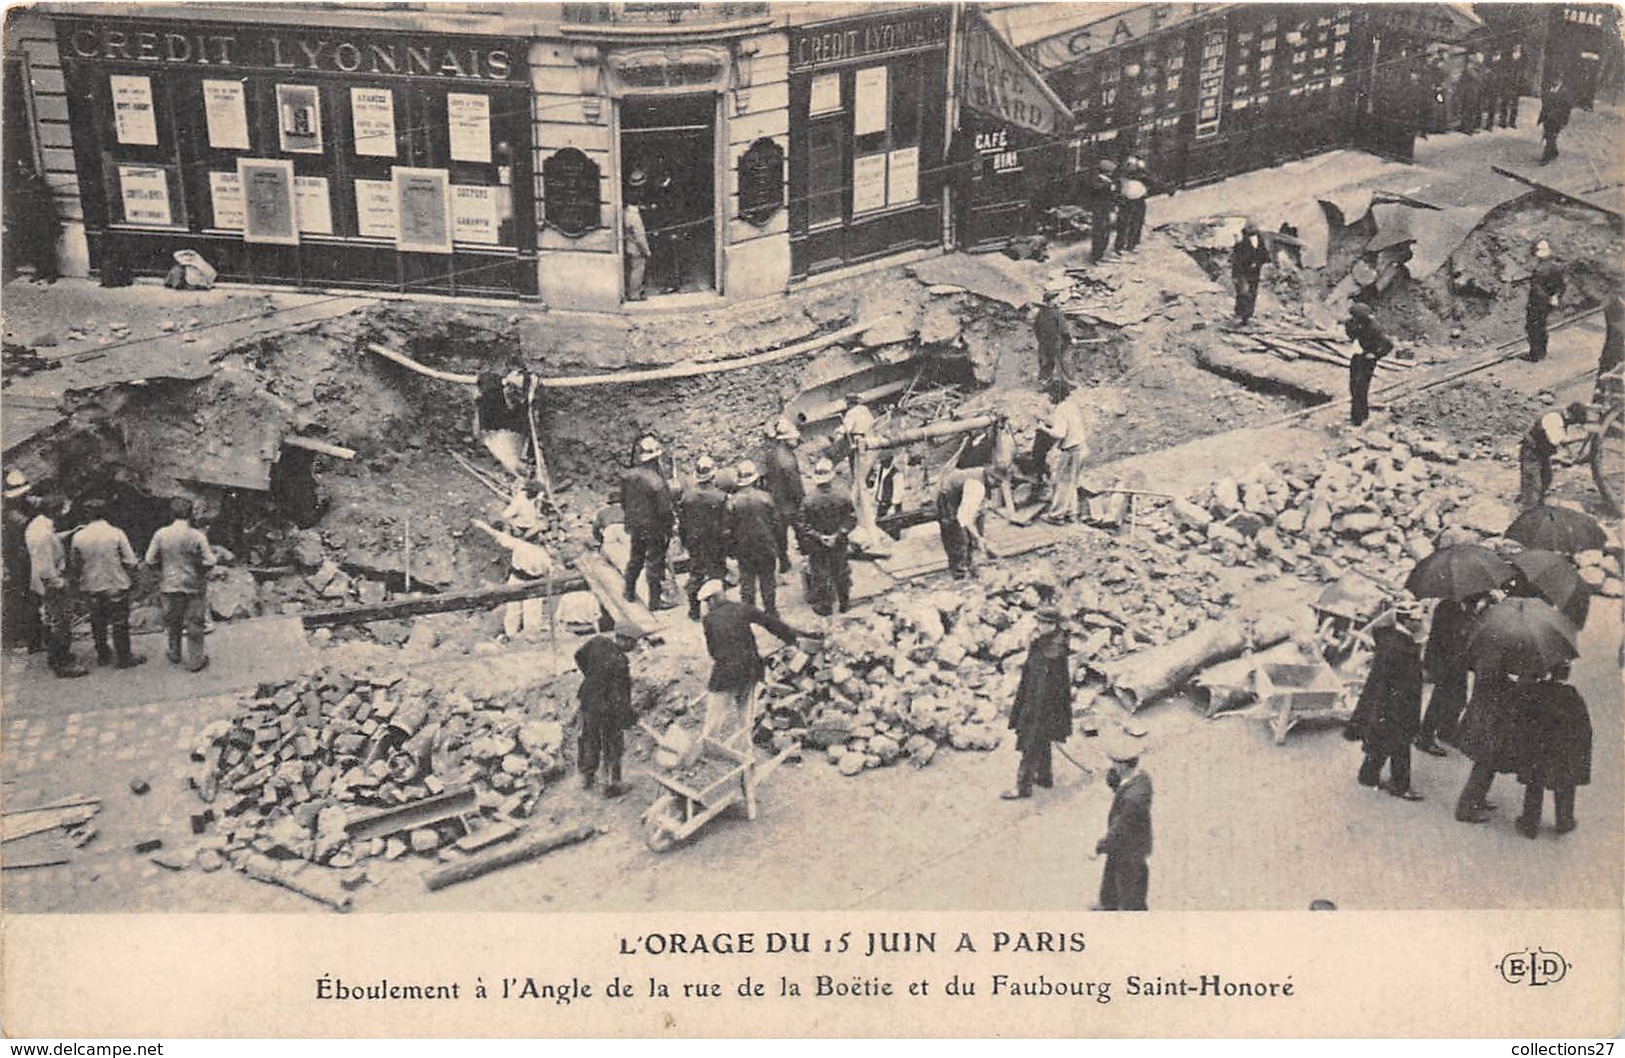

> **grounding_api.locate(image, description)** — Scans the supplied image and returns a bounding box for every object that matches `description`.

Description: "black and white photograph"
[1,0,1621,1041]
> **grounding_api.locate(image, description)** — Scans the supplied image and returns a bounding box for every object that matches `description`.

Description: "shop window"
[805,116,844,227]
[851,56,923,215]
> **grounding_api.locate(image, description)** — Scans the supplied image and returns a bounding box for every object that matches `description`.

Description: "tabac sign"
[1022,3,1219,72]
[960,11,1072,137]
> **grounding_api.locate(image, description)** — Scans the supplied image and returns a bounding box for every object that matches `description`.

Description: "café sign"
[60,20,520,81]
[959,10,1071,136]
[1022,4,1217,72]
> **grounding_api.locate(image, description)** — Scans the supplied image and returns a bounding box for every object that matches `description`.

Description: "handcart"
[1254,656,1351,745]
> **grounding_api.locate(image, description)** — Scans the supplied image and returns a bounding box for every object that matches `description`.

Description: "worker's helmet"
[845,392,865,407]
[735,460,760,487]
[771,418,800,442]
[810,458,836,485]
[3,469,31,499]
[1126,155,1145,171]
[1532,238,1552,259]
[1097,158,1117,174]
[636,436,664,463]
[697,579,726,603]
[694,455,717,482]
[1104,738,1142,764]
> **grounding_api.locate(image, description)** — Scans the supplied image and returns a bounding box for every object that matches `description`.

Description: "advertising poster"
[202,79,250,151]
[393,167,453,253]
[853,65,889,136]
[852,152,888,213]
[294,175,333,235]
[110,74,158,146]
[447,93,492,164]
[350,88,397,158]
[237,157,299,245]
[451,184,499,245]
[354,178,399,239]
[277,83,324,154]
[886,145,920,206]
[810,71,842,114]
[208,170,245,229]
[116,164,171,226]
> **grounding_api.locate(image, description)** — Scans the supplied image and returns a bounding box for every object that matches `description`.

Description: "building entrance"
[620,93,716,297]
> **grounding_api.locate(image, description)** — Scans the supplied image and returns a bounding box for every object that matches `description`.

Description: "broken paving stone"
[129,778,151,795]
[196,848,226,872]
[409,828,441,853]
[134,839,163,854]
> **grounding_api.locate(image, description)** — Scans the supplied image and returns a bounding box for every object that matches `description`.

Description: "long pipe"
[864,414,1001,451]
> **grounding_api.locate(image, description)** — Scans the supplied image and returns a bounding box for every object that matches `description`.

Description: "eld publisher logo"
[1498,949,1570,987]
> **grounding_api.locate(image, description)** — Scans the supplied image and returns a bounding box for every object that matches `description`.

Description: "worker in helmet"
[679,454,729,621]
[797,457,857,616]
[759,418,805,575]
[724,460,783,616]
[619,435,678,611]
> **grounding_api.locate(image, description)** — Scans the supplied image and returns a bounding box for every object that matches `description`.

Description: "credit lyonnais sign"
[789,8,951,72]
[59,20,520,81]
[960,12,1072,137]
[1022,3,1217,72]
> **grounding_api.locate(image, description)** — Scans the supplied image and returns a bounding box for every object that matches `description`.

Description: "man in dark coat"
[1454,671,1530,823]
[1001,606,1072,800]
[1598,291,1624,378]
[1345,599,1426,799]
[1078,158,1117,263]
[1094,739,1152,911]
[679,455,728,621]
[1514,664,1591,837]
[1344,303,1393,426]
[759,419,804,574]
[796,458,856,616]
[2,479,42,653]
[1231,222,1271,324]
[620,435,678,611]
[697,579,816,739]
[575,629,638,796]
[1033,291,1070,386]
[1537,78,1573,164]
[1417,593,1486,754]
[724,460,783,616]
[1524,239,1566,362]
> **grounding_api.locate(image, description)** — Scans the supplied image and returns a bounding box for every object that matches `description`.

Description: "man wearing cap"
[2,472,42,653]
[1344,597,1427,800]
[1039,381,1090,525]
[724,460,783,616]
[575,627,639,797]
[759,419,805,574]
[1095,740,1153,911]
[1033,291,1071,386]
[797,458,857,616]
[697,580,816,740]
[145,497,216,672]
[621,435,678,611]
[1523,239,1565,362]
[935,464,1005,579]
[1231,222,1271,325]
[25,495,86,678]
[1002,605,1072,800]
[1344,302,1394,427]
[1518,403,1588,510]
[623,170,652,301]
[1078,158,1117,263]
[69,497,146,669]
[680,455,729,621]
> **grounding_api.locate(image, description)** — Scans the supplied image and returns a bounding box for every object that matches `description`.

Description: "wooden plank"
[2,805,97,843]
[301,574,586,628]
[284,436,356,460]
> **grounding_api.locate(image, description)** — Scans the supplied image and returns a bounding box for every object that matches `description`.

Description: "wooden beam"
[422,822,598,891]
[284,436,357,460]
[300,573,586,628]
[1490,165,1622,219]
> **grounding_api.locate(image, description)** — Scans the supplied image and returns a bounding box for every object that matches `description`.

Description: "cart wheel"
[642,793,684,853]
[1590,407,1623,517]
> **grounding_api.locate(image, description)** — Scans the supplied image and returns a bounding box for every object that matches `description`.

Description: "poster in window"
[886,146,919,206]
[202,80,250,151]
[810,71,841,114]
[854,65,889,136]
[852,152,888,213]
[117,165,171,226]
[350,88,397,158]
[447,93,492,164]
[294,176,333,235]
[208,171,245,229]
[237,158,299,245]
[110,75,158,146]
[355,179,399,239]
[452,185,500,245]
[394,167,453,253]
[276,84,323,154]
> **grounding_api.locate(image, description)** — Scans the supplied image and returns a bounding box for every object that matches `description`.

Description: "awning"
[959,7,1074,137]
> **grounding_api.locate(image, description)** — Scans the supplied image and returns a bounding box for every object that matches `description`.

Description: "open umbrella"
[1468,597,1578,676]
[1405,543,1515,601]
[1504,505,1608,554]
[1509,549,1582,611]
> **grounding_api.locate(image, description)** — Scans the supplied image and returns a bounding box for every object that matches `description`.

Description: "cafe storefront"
[56,14,537,297]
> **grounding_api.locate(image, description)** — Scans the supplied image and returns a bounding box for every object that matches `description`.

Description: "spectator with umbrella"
[1344,594,1427,800]
[1509,548,1589,633]
[1504,504,1609,555]
[1514,664,1592,839]
[1454,598,1579,825]
[1405,543,1513,758]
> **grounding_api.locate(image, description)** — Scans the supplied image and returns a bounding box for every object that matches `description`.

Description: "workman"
[574,627,638,797]
[619,435,678,611]
[1345,595,1427,801]
[25,494,86,678]
[759,418,805,574]
[1033,290,1071,386]
[1039,382,1090,525]
[724,460,783,617]
[679,455,729,621]
[2,472,41,653]
[1078,158,1117,263]
[1113,155,1155,254]
[935,463,1006,580]
[1231,222,1271,325]
[1094,739,1153,911]
[1524,239,1565,363]
[1517,403,1589,510]
[623,170,652,301]
[839,392,876,491]
[796,458,857,616]
[145,497,216,673]
[1002,605,1072,800]
[697,579,817,740]
[1537,78,1573,165]
[1344,302,1394,426]
[69,497,145,669]
[483,519,554,641]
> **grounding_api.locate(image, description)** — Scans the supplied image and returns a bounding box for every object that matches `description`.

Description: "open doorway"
[621,94,716,297]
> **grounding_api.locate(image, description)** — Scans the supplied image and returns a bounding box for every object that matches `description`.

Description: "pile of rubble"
[183,666,571,896]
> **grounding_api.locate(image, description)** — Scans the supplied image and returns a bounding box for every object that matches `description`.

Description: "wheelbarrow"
[1254,657,1352,745]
